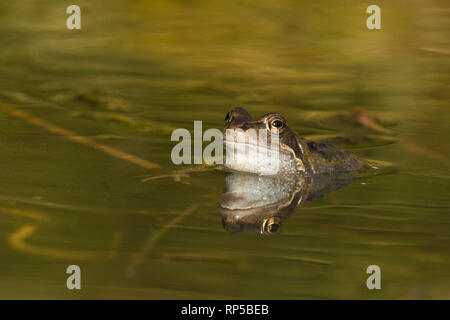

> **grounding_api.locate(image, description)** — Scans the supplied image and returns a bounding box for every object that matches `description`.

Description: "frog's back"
[306,140,366,174]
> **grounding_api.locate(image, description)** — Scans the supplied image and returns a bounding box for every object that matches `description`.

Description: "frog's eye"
[267,117,285,131]
[262,216,281,236]
[271,119,283,128]
[225,112,233,123]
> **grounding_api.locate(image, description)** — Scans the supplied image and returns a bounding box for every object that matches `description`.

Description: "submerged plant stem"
[0,101,161,170]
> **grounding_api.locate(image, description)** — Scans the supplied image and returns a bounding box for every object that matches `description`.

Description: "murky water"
[0,0,448,299]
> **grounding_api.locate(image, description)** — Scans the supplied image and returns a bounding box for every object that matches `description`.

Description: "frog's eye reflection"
[262,216,281,235]
[225,112,233,123]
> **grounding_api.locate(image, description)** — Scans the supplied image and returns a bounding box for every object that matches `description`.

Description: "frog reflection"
[219,172,354,235]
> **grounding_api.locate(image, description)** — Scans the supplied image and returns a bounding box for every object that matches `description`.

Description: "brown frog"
[223,107,366,175]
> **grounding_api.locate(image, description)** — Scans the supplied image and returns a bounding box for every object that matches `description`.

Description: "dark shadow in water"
[219,173,355,235]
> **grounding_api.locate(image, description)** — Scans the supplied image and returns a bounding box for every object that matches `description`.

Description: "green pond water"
[0,0,449,299]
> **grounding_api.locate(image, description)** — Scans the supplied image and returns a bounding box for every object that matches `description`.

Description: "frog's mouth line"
[223,139,291,156]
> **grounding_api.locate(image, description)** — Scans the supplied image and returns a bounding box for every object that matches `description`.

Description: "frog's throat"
[279,142,306,173]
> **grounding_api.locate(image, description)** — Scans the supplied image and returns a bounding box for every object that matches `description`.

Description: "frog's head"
[224,107,253,127]
[223,107,309,175]
[224,107,287,137]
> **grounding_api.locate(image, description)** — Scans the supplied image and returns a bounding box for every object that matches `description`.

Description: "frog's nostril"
[225,112,232,123]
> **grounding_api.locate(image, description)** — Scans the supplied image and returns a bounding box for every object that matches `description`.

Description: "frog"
[223,107,367,176]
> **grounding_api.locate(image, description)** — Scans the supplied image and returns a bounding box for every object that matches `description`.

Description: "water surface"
[0,0,448,299]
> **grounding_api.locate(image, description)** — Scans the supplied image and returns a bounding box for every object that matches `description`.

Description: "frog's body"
[223,107,366,175]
